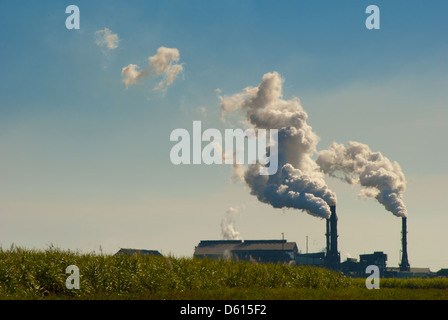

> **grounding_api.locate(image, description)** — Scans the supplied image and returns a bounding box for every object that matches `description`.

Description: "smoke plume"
[219,72,336,219]
[316,141,407,217]
[121,46,183,90]
[221,207,241,240]
[95,28,120,50]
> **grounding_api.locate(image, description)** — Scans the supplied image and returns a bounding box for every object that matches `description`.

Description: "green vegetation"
[0,247,447,300]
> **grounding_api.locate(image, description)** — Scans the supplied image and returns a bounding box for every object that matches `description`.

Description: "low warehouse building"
[194,239,298,264]
[114,248,163,257]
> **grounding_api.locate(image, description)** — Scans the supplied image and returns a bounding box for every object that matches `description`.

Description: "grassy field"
[0,247,447,300]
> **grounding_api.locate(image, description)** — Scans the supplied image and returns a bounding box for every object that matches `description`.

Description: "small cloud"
[95,28,120,51]
[121,64,145,89]
[121,46,183,91]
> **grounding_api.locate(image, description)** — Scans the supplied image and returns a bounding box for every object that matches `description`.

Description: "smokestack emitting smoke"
[326,205,340,269]
[316,141,407,217]
[219,72,336,219]
[221,207,241,240]
[400,217,411,271]
[121,46,183,90]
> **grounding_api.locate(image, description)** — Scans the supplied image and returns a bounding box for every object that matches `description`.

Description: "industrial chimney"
[325,218,330,258]
[326,205,340,270]
[399,217,410,272]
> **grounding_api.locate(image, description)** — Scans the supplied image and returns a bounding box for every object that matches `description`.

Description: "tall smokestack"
[326,205,340,270]
[330,205,338,255]
[326,218,330,258]
[399,217,410,271]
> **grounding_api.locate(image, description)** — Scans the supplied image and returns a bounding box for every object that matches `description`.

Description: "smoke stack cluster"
[219,72,409,271]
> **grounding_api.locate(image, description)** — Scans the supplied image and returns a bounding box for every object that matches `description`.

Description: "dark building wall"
[359,252,388,277]
[233,250,294,263]
[296,252,326,266]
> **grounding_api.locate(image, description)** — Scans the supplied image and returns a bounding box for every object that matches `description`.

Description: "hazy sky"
[1,1,447,271]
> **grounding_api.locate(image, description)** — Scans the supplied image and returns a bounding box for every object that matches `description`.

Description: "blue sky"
[1,1,447,270]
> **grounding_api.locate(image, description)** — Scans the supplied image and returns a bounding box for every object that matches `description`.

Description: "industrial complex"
[192,205,443,278]
[116,205,446,278]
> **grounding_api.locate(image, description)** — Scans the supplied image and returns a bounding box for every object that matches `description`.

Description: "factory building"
[340,252,388,277]
[385,267,434,278]
[360,252,388,275]
[194,239,298,263]
[295,252,326,266]
[114,248,163,257]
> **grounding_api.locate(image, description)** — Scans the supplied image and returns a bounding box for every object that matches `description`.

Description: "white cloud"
[121,64,144,89]
[121,46,183,90]
[95,28,120,50]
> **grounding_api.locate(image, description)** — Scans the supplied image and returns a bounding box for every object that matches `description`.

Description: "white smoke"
[230,162,245,184]
[219,72,336,219]
[121,64,145,88]
[121,46,183,90]
[316,141,407,217]
[221,207,242,240]
[95,28,120,50]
